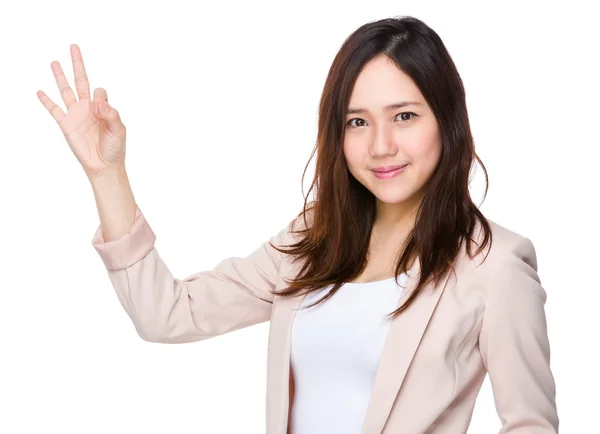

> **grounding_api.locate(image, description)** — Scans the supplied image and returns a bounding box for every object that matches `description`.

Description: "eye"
[396,112,417,122]
[346,118,366,128]
[345,112,418,128]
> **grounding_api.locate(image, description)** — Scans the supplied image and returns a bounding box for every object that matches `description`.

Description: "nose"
[369,121,398,158]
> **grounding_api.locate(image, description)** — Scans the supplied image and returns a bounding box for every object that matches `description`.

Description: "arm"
[478,236,559,433]
[91,203,298,344]
[89,164,137,244]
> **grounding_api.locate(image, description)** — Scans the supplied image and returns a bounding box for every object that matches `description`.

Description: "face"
[343,54,442,225]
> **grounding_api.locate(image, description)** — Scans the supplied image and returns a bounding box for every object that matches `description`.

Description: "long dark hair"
[270,15,492,321]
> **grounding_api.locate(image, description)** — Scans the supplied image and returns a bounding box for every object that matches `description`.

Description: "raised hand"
[37,44,127,179]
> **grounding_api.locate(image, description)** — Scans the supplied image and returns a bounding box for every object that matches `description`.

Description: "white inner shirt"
[289,273,408,434]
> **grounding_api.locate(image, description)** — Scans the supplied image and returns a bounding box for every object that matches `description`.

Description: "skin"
[343,54,442,256]
[37,44,127,179]
[37,45,137,243]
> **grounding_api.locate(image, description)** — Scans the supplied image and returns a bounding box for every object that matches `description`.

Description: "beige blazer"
[91,204,559,433]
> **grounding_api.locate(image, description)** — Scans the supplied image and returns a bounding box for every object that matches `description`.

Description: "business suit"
[91,204,559,433]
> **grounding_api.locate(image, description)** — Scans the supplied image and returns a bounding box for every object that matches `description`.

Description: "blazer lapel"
[360,255,452,434]
[267,276,306,434]
[269,255,452,434]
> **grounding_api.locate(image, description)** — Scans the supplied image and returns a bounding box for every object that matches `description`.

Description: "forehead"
[348,55,423,108]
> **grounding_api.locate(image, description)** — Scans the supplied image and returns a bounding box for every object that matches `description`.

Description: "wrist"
[88,164,127,183]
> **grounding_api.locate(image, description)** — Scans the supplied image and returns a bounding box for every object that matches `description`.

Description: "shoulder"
[465,217,539,278]
[270,200,316,250]
[460,217,548,313]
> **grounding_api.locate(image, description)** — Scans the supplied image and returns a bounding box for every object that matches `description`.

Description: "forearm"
[89,165,137,242]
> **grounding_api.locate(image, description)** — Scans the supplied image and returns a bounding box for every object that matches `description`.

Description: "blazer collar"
[271,253,453,434]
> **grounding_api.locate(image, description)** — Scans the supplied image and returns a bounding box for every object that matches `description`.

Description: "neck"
[373,193,422,234]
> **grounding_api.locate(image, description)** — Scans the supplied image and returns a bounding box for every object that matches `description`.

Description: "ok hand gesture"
[37,44,127,179]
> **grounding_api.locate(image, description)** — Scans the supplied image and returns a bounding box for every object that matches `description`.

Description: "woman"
[37,15,558,434]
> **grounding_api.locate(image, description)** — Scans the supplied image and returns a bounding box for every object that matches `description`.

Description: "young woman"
[37,15,558,434]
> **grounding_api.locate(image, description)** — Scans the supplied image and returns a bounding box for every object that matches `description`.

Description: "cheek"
[343,139,364,167]
[343,143,365,182]
[404,131,442,169]
[406,141,440,165]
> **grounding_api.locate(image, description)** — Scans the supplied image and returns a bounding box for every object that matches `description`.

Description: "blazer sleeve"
[478,236,559,433]
[91,204,297,344]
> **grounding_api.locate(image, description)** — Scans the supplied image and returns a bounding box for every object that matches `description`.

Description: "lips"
[372,164,408,173]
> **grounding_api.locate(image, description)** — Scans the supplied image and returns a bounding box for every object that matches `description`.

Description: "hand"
[37,44,127,179]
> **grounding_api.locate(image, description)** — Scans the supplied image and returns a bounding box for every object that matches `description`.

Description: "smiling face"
[343,54,442,226]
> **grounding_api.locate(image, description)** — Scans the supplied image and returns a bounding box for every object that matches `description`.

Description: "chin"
[370,189,415,205]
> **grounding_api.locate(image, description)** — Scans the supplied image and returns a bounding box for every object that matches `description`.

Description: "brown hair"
[270,15,492,321]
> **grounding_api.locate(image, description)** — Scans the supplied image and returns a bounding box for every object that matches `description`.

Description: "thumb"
[96,100,126,137]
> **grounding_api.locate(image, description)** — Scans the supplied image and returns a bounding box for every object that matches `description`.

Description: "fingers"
[37,90,65,124]
[96,100,126,137]
[70,44,91,100]
[51,61,78,110]
[93,87,108,104]
[93,88,108,119]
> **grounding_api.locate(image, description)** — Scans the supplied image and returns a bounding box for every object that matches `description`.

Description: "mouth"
[371,164,408,179]
[371,164,408,173]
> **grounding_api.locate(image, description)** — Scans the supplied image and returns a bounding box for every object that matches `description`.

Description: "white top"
[289,273,408,434]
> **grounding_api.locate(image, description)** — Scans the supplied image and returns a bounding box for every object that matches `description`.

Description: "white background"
[1,0,598,432]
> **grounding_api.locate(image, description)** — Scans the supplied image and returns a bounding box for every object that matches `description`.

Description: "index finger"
[70,44,91,100]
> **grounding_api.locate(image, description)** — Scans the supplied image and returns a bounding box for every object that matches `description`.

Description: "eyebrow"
[347,100,423,115]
